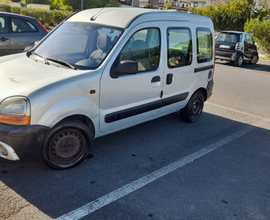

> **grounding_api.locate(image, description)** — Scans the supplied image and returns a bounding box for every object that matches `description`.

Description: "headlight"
[0,97,31,125]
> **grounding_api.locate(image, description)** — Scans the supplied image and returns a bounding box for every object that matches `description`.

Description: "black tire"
[180,92,204,123]
[41,119,93,169]
[250,54,259,64]
[234,55,243,67]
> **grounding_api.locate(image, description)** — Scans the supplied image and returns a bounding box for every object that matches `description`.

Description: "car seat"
[89,35,111,64]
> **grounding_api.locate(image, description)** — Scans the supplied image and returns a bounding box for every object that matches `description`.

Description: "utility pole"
[81,0,84,10]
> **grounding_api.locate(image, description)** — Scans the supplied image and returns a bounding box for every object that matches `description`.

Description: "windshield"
[33,22,124,70]
[216,32,242,43]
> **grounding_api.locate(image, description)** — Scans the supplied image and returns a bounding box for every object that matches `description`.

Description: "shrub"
[144,4,154,8]
[0,5,73,27]
[0,4,12,12]
[244,18,270,57]
[190,0,270,32]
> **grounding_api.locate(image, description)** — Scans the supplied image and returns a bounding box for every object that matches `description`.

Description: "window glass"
[0,17,5,33]
[216,32,240,43]
[245,35,254,45]
[34,22,123,70]
[118,28,160,72]
[197,28,213,63]
[167,28,192,68]
[11,18,37,33]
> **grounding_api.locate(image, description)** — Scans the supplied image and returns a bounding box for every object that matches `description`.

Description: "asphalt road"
[1,59,270,220]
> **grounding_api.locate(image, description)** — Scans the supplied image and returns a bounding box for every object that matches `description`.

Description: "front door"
[100,22,163,133]
[244,34,256,59]
[0,16,10,56]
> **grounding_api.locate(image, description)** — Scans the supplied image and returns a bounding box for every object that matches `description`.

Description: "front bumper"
[0,123,50,160]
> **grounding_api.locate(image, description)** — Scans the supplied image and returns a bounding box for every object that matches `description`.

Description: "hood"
[0,54,88,102]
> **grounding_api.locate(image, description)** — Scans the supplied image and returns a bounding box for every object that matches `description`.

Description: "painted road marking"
[56,118,267,220]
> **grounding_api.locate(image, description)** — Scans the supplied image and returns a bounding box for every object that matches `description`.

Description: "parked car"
[215,31,259,66]
[0,8,214,169]
[0,12,48,56]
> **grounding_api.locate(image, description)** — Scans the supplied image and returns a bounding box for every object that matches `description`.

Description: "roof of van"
[67,8,212,28]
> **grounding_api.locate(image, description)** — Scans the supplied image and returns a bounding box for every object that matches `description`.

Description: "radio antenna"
[90,8,104,21]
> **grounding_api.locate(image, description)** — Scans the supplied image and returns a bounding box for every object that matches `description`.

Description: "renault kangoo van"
[0,8,214,169]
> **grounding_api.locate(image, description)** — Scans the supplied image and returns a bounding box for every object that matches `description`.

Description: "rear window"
[216,32,242,43]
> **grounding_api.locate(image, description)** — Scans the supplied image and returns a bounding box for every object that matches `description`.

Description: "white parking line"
[56,119,266,220]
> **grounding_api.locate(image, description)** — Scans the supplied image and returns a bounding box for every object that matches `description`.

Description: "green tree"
[163,2,172,10]
[190,0,270,31]
[50,0,72,10]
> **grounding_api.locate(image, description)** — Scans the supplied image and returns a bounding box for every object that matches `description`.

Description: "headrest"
[97,35,111,52]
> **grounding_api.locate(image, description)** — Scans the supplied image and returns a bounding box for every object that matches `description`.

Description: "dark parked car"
[0,12,48,56]
[215,31,259,67]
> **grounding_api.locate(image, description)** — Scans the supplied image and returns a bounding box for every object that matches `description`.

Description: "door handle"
[151,76,160,83]
[166,73,173,85]
[0,37,8,41]
[151,76,160,88]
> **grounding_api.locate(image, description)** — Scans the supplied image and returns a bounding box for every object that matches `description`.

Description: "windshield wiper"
[47,58,77,70]
[30,52,49,65]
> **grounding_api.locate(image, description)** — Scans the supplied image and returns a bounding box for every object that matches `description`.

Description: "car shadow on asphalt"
[215,60,270,72]
[0,112,270,219]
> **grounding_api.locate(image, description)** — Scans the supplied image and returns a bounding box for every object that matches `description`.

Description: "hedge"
[190,0,270,32]
[244,18,270,57]
[0,4,73,27]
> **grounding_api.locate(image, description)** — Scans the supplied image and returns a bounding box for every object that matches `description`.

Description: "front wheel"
[234,55,243,67]
[180,92,204,123]
[41,120,93,169]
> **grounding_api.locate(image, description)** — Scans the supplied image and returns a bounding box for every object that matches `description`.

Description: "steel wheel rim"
[49,129,86,167]
[251,55,258,63]
[238,56,243,66]
[188,96,203,121]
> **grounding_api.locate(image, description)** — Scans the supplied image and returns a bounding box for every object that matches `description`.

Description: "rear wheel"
[180,92,204,123]
[250,54,259,64]
[41,120,93,169]
[234,55,243,67]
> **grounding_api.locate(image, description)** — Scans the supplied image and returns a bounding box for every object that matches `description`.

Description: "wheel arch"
[51,114,95,138]
[193,87,207,101]
[33,97,99,138]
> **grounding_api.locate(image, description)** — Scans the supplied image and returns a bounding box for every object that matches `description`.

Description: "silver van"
[0,8,214,169]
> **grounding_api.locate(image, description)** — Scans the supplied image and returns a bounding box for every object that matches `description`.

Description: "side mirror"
[24,41,40,52]
[111,60,138,78]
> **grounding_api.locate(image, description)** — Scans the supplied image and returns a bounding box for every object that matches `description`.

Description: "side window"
[0,17,5,33]
[167,27,192,68]
[245,35,254,45]
[11,18,37,33]
[117,28,160,72]
[196,28,213,63]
